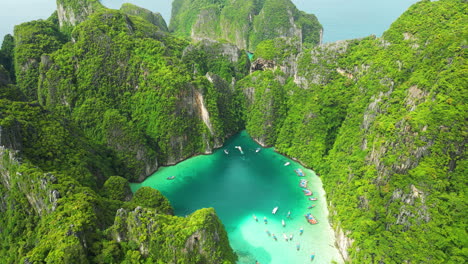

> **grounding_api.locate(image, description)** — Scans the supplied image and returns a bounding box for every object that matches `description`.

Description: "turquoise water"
[131,131,342,264]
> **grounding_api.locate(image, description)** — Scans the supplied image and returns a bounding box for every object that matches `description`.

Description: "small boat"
[255,147,261,153]
[167,176,175,180]
[265,229,271,236]
[272,206,279,214]
[234,145,244,154]
[296,243,300,251]
[264,217,268,224]
[284,162,290,166]
[300,179,308,188]
[309,197,317,201]
[287,211,291,218]
[282,219,286,227]
[303,189,313,196]
[289,234,293,241]
[272,233,277,240]
[308,205,316,209]
[310,252,315,261]
[294,168,305,176]
[224,149,229,154]
[299,227,304,235]
[305,213,318,224]
[283,233,288,241]
[253,214,258,222]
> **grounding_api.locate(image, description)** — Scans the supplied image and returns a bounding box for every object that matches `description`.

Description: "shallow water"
[131,131,343,263]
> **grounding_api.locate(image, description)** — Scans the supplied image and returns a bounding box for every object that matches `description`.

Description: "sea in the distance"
[1,0,419,43]
[100,0,419,43]
[131,131,343,264]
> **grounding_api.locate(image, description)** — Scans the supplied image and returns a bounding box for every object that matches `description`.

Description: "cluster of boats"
[294,168,305,176]
[224,145,263,155]
[294,169,318,225]
[254,210,317,261]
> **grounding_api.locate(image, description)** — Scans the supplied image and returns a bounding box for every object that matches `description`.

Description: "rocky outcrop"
[0,147,59,215]
[56,0,104,30]
[120,3,168,32]
[170,0,322,51]
[0,120,22,151]
[251,58,276,72]
[335,226,354,261]
[112,207,237,263]
[13,20,64,100]
[294,40,352,88]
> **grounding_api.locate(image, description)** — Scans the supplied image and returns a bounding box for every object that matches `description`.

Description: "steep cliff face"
[36,9,246,180]
[112,207,237,263]
[56,0,104,33]
[120,3,168,32]
[13,20,64,100]
[0,34,15,82]
[236,69,289,146]
[240,0,467,262]
[0,83,237,263]
[170,0,322,51]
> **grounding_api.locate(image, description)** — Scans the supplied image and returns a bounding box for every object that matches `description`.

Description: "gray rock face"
[120,3,168,32]
[170,0,322,51]
[111,207,236,262]
[0,147,59,215]
[251,58,276,72]
[57,0,104,29]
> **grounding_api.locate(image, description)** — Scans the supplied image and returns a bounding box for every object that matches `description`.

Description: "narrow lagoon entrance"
[131,131,343,264]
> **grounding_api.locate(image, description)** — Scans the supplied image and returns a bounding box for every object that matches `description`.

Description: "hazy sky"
[0,0,419,44]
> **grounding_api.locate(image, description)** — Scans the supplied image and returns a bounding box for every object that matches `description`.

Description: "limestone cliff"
[239,1,467,262]
[112,207,237,263]
[37,10,247,180]
[0,80,237,262]
[56,0,104,32]
[120,3,168,32]
[13,20,64,100]
[170,0,322,51]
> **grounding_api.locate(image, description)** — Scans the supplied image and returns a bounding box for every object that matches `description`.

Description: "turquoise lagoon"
[131,131,343,264]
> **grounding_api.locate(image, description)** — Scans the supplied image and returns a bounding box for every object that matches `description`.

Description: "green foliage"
[2,0,465,263]
[14,20,65,100]
[56,0,105,36]
[182,39,250,82]
[249,0,322,50]
[103,176,132,201]
[0,34,15,82]
[254,37,300,62]
[170,0,227,38]
[237,70,289,145]
[112,207,237,263]
[120,3,168,32]
[170,0,322,51]
[240,0,467,262]
[132,187,174,215]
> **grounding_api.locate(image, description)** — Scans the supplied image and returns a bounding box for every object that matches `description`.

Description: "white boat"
[255,147,261,153]
[284,162,290,166]
[224,149,229,154]
[234,145,244,154]
[272,206,279,214]
[283,233,288,241]
[282,219,286,227]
